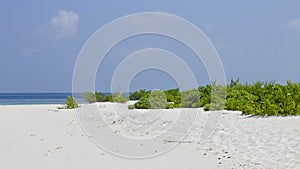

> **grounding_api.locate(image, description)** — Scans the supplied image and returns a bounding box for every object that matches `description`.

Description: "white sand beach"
[0,103,300,169]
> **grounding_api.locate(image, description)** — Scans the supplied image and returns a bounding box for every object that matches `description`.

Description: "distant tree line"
[81,92,128,103]
[80,79,300,116]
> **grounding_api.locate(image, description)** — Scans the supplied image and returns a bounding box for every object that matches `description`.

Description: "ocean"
[0,93,85,105]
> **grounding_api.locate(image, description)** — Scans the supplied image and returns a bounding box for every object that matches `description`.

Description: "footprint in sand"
[45,146,63,156]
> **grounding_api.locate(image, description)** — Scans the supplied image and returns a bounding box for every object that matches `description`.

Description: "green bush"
[81,92,96,103]
[129,89,150,100]
[128,104,135,110]
[223,80,300,116]
[65,96,78,109]
[132,90,168,109]
[149,90,167,109]
[104,94,114,102]
[91,80,300,116]
[165,102,175,109]
[210,83,226,110]
[131,97,175,110]
[112,92,128,103]
[133,95,151,109]
[164,88,182,108]
[81,92,105,103]
[181,89,200,108]
[198,85,212,107]
[95,92,105,102]
[102,92,129,103]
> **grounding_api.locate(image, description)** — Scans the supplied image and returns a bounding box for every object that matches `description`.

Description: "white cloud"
[39,10,79,39]
[286,18,300,29]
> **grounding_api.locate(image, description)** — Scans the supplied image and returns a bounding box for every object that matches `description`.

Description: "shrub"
[81,92,105,103]
[90,80,300,116]
[181,89,200,108]
[165,102,174,109]
[149,90,167,109]
[95,92,105,102]
[129,89,150,100]
[134,95,151,109]
[128,104,135,110]
[65,96,78,109]
[204,103,211,111]
[223,80,300,116]
[133,90,169,109]
[198,85,212,107]
[81,92,96,103]
[104,94,114,102]
[210,84,226,110]
[103,92,129,103]
[164,88,181,108]
[112,92,129,103]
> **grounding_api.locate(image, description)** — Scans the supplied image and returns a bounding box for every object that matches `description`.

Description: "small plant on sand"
[128,104,135,110]
[133,95,151,109]
[112,92,129,103]
[81,92,105,103]
[65,96,79,109]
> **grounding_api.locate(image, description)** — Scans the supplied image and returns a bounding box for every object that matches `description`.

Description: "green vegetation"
[225,80,300,116]
[112,92,129,103]
[181,89,200,108]
[149,90,167,109]
[81,91,128,103]
[83,80,300,116]
[65,96,79,109]
[204,82,226,111]
[129,90,176,109]
[128,104,135,110]
[81,92,105,103]
[164,88,182,108]
[133,95,151,109]
[129,89,150,100]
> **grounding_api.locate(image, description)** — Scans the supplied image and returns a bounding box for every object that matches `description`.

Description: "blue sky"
[1,1,300,92]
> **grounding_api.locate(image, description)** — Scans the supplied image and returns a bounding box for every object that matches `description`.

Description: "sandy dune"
[0,103,299,169]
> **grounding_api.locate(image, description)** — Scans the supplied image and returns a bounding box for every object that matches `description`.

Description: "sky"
[1,0,300,92]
